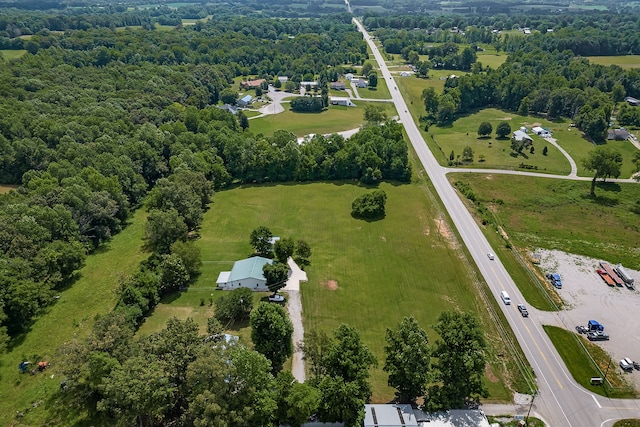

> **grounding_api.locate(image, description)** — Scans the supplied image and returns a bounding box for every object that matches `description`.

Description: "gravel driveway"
[535,249,640,388]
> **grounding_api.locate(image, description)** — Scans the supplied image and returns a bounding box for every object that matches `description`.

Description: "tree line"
[56,308,487,426]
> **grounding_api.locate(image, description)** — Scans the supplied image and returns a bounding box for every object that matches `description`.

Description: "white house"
[352,79,368,88]
[532,126,551,137]
[512,130,533,143]
[300,81,318,89]
[277,76,288,83]
[216,257,273,291]
[330,97,356,107]
[345,73,354,81]
[400,71,413,77]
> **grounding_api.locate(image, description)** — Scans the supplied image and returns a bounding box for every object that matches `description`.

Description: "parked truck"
[597,269,616,286]
[600,262,624,287]
[545,273,563,289]
[588,320,604,332]
[614,264,635,289]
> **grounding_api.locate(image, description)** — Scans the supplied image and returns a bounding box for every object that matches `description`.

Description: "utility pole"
[525,392,537,426]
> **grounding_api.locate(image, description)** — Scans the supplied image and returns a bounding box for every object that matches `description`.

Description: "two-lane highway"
[353,17,640,426]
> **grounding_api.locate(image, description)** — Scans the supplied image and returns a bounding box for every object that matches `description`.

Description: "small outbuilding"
[607,128,630,140]
[216,256,274,291]
[532,126,552,137]
[512,130,533,143]
[237,95,253,108]
[330,97,356,107]
[364,404,418,427]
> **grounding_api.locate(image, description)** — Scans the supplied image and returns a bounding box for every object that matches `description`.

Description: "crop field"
[0,209,149,425]
[248,101,397,137]
[0,49,27,59]
[587,55,640,69]
[447,173,640,270]
[157,180,529,403]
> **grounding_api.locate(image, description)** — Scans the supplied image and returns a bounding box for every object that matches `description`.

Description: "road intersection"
[353,17,640,426]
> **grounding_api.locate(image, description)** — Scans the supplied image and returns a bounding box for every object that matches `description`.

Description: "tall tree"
[250,225,273,256]
[250,302,293,372]
[384,316,431,403]
[299,329,331,382]
[477,122,492,137]
[263,262,290,294]
[238,111,249,132]
[495,121,512,138]
[582,147,623,196]
[274,237,295,263]
[294,239,312,267]
[274,371,320,427]
[145,208,188,254]
[425,311,488,411]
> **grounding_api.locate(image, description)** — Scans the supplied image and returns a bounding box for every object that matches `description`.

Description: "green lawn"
[0,209,149,426]
[614,420,640,427]
[149,181,525,403]
[477,51,508,69]
[544,325,634,398]
[587,55,640,69]
[248,102,397,137]
[0,49,27,59]
[449,173,640,270]
[432,109,571,174]
[358,78,391,100]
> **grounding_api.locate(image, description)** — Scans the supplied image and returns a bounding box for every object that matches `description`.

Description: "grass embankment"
[0,209,149,426]
[614,420,640,427]
[146,181,525,403]
[448,173,640,270]
[0,49,27,59]
[249,102,397,137]
[587,55,640,69]
[544,325,634,398]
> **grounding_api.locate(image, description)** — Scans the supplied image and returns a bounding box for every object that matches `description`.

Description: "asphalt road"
[353,17,640,426]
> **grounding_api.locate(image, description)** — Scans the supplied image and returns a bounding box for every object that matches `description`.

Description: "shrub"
[352,190,387,219]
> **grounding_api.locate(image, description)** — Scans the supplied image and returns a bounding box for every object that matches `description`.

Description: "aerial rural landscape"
[0,0,640,426]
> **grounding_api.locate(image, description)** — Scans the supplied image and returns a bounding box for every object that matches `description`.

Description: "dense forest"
[0,14,411,354]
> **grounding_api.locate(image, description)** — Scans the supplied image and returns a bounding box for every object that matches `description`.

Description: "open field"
[447,174,640,270]
[0,184,18,193]
[0,209,149,426]
[248,101,397,137]
[153,180,531,403]
[587,55,640,69]
[0,49,27,59]
[432,109,571,174]
[477,46,508,69]
[356,78,392,100]
[544,325,633,398]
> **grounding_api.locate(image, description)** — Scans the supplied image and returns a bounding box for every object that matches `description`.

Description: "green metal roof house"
[216,257,273,291]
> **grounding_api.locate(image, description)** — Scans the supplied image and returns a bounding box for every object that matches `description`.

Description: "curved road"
[354,18,640,426]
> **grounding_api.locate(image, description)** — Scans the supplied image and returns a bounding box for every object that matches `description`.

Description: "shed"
[237,95,253,108]
[330,81,346,90]
[277,76,289,83]
[330,97,356,107]
[216,257,274,291]
[532,126,551,137]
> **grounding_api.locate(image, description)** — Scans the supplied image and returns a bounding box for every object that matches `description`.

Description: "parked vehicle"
[633,361,640,371]
[588,320,604,332]
[517,304,529,317]
[587,331,609,341]
[596,269,616,286]
[614,264,635,288]
[620,358,634,372]
[500,291,511,305]
[268,294,285,303]
[575,325,588,334]
[545,273,563,288]
[600,262,624,287]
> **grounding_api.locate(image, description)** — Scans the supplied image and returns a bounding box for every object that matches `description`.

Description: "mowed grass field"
[0,49,27,59]
[448,173,640,270]
[587,55,640,69]
[0,209,149,426]
[428,108,638,177]
[249,101,397,137]
[165,181,521,403]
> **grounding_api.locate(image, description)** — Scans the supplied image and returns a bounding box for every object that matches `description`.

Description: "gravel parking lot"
[535,249,640,388]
